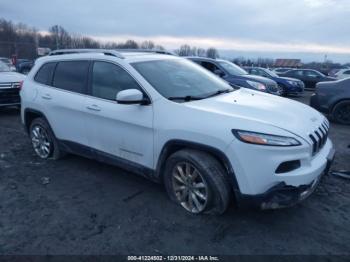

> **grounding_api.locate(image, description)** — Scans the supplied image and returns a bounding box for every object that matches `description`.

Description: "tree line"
[0,18,219,59]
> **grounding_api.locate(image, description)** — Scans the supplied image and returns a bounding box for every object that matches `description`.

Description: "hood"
[0,72,26,83]
[186,89,325,140]
[241,74,276,85]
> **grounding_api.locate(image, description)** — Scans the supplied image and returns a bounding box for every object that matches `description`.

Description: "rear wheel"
[164,149,231,215]
[29,118,65,159]
[332,100,350,125]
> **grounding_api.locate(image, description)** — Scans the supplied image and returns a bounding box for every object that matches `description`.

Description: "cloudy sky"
[1,0,350,61]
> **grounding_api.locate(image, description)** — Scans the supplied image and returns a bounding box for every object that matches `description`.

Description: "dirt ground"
[0,92,349,255]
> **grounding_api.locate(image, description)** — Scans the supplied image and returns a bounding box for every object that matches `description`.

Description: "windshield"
[0,61,10,72]
[264,68,279,77]
[132,59,234,100]
[218,61,248,76]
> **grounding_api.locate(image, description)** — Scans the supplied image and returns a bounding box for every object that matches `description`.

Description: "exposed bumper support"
[237,148,335,209]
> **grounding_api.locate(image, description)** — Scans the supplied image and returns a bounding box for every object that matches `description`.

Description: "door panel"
[37,60,90,146]
[40,87,88,145]
[84,98,154,168]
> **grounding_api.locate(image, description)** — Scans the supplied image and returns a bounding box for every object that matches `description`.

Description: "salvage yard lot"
[0,91,349,255]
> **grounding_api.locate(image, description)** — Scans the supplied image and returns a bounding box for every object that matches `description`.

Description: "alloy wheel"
[30,125,52,158]
[171,162,208,213]
[334,103,350,124]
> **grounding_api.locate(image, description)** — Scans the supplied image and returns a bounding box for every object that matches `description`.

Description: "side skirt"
[58,140,158,183]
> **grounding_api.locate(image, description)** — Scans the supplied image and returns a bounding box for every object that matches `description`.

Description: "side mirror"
[116,89,150,105]
[214,69,225,77]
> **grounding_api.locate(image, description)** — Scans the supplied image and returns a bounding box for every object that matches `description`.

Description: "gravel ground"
[0,92,349,255]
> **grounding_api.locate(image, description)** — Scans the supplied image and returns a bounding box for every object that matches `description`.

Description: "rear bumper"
[237,147,335,209]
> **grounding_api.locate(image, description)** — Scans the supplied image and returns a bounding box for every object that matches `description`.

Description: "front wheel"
[331,100,350,125]
[163,149,231,215]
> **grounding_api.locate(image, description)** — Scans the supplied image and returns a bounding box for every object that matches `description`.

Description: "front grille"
[309,120,329,155]
[0,83,20,104]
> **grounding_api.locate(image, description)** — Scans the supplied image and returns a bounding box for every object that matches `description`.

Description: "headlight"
[232,130,301,146]
[246,80,266,91]
[287,80,298,86]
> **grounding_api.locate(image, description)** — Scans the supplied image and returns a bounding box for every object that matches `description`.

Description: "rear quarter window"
[34,62,57,85]
[52,61,90,94]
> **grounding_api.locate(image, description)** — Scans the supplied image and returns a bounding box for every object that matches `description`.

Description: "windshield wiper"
[168,95,204,102]
[203,89,234,98]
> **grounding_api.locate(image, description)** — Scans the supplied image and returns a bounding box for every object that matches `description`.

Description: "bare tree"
[140,40,155,49]
[206,47,219,59]
[175,45,192,56]
[197,48,206,57]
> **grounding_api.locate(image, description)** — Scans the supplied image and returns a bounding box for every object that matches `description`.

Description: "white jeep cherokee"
[20,49,335,214]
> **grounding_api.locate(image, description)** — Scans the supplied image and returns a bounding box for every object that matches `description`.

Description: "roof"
[274,59,302,68]
[186,56,217,62]
[36,49,179,65]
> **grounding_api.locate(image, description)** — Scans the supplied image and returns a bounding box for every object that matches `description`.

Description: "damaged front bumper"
[237,148,335,210]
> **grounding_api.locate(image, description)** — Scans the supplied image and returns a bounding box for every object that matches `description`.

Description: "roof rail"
[49,49,125,59]
[114,49,176,56]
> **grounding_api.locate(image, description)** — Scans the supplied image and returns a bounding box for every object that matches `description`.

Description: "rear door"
[37,60,90,146]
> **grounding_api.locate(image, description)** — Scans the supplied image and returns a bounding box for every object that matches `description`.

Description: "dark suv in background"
[310,78,350,125]
[281,69,336,89]
[245,67,304,96]
[187,57,281,95]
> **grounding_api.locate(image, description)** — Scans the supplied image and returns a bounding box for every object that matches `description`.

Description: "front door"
[84,61,154,169]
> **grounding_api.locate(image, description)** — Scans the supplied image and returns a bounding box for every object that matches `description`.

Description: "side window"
[305,70,319,77]
[91,61,141,101]
[34,62,56,85]
[201,62,220,73]
[344,70,350,75]
[53,61,89,94]
[292,70,303,76]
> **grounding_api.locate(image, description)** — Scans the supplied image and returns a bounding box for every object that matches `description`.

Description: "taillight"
[19,81,24,91]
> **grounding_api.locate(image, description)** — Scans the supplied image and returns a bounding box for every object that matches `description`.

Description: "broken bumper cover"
[238,148,335,210]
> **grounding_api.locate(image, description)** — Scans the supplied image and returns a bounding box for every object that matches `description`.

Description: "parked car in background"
[272,68,293,76]
[310,78,350,125]
[334,68,350,80]
[16,59,34,74]
[187,57,281,95]
[245,67,304,96]
[0,61,25,108]
[21,49,334,215]
[281,69,336,89]
[0,57,16,72]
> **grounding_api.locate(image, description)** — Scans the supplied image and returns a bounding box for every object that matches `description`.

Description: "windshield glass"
[0,61,10,72]
[132,59,233,100]
[218,61,248,76]
[264,68,279,77]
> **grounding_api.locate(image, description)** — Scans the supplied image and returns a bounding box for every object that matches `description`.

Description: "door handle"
[41,94,52,100]
[86,105,101,112]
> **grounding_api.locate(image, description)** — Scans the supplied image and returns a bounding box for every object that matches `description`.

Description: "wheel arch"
[155,139,241,196]
[331,98,350,113]
[24,108,50,134]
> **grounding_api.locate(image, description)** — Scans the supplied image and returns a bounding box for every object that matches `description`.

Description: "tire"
[331,100,350,125]
[29,117,65,160]
[279,84,287,97]
[163,149,231,215]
